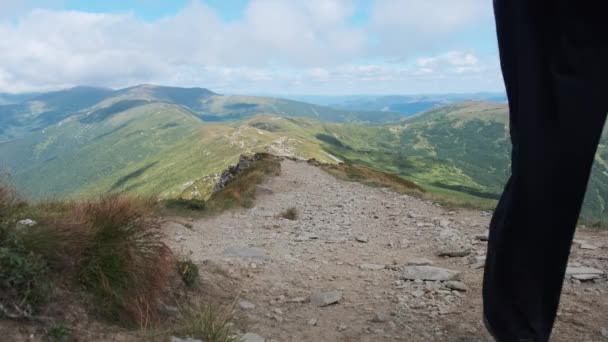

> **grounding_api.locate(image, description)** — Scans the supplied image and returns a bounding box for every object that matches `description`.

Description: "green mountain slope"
[2,92,608,223]
[0,85,401,143]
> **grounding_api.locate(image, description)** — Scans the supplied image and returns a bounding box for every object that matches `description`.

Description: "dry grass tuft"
[19,195,173,327]
[319,162,425,195]
[280,207,298,220]
[73,196,172,327]
[172,304,239,342]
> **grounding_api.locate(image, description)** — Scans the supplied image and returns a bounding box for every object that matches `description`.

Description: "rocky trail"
[165,159,608,342]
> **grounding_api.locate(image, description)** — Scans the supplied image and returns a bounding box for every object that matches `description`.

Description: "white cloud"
[0,0,501,94]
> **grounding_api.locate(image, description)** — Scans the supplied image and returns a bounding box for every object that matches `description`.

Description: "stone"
[159,302,179,314]
[573,239,598,250]
[601,327,608,338]
[171,337,203,342]
[310,291,342,307]
[405,258,434,266]
[16,219,36,229]
[580,243,597,250]
[356,236,369,243]
[474,231,489,241]
[437,247,470,258]
[445,281,468,292]
[360,264,386,270]
[338,324,348,331]
[223,247,270,261]
[572,273,602,281]
[308,318,318,326]
[411,290,425,298]
[468,255,486,269]
[239,300,256,310]
[401,266,460,281]
[241,333,265,342]
[439,220,451,228]
[439,228,460,239]
[371,312,391,323]
[287,297,308,303]
[214,153,272,192]
[566,266,604,277]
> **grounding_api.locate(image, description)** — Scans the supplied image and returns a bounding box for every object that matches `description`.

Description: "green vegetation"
[0,225,50,318]
[45,323,73,342]
[0,184,50,318]
[172,304,238,342]
[0,187,174,327]
[317,160,424,196]
[2,85,608,223]
[177,258,200,288]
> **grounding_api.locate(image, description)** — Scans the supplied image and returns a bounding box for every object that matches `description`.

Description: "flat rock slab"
[401,266,460,281]
[566,266,604,280]
[360,263,386,270]
[437,248,471,258]
[223,247,270,261]
[405,258,434,266]
[445,281,468,292]
[573,239,598,250]
[572,273,602,281]
[171,338,203,342]
[310,291,342,307]
[566,266,604,276]
[241,333,265,342]
[356,236,369,243]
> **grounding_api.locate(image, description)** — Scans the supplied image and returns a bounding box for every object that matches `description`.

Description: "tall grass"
[73,196,171,327]
[15,195,173,327]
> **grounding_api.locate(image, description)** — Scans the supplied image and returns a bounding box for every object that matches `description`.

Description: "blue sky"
[0,0,504,94]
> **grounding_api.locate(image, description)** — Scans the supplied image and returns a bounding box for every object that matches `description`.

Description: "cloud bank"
[0,0,502,94]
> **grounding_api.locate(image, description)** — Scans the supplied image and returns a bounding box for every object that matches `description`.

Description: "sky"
[0,0,504,95]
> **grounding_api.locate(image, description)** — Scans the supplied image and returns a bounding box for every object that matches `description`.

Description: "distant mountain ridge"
[0,84,403,141]
[1,85,607,223]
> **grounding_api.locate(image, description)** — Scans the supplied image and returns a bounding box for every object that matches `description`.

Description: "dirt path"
[166,160,608,342]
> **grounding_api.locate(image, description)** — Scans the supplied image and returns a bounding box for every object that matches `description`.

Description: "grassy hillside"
[0,85,402,143]
[2,92,608,223]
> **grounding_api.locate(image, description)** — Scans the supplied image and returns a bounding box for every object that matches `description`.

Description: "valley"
[1,85,608,223]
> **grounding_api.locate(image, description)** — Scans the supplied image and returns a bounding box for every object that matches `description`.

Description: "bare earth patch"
[166,159,608,342]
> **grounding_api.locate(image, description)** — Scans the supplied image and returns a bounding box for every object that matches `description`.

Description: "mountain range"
[0,85,607,223]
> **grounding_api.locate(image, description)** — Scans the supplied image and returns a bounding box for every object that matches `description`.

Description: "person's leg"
[484,1,608,341]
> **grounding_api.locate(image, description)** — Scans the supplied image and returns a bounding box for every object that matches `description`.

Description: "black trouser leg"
[484,1,608,341]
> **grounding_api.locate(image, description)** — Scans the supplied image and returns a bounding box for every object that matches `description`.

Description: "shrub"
[45,323,73,342]
[0,224,50,318]
[0,183,26,220]
[71,196,172,327]
[280,207,298,220]
[173,304,238,342]
[177,258,199,288]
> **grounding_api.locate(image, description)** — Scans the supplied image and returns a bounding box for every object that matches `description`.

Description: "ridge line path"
[165,160,608,342]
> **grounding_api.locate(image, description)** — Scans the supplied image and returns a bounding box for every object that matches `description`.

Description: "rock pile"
[213,153,276,192]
